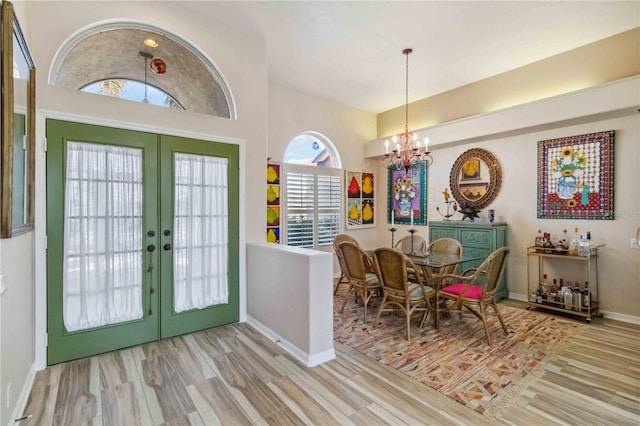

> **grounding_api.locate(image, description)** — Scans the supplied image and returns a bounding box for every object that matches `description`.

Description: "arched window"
[50,23,235,118]
[282,132,342,248]
[283,132,341,168]
[81,79,184,110]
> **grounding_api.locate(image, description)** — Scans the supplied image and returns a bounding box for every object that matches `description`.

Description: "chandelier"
[382,48,433,173]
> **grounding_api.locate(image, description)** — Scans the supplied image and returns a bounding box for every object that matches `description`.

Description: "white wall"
[267,83,378,269]
[0,234,35,425]
[247,243,334,366]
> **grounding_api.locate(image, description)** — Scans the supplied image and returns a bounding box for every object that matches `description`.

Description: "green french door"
[46,120,239,365]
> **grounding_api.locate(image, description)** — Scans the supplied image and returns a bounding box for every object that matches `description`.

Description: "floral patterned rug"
[333,290,586,417]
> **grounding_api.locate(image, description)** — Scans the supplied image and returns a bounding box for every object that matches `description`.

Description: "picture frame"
[345,170,375,229]
[461,158,481,181]
[387,162,428,226]
[1,1,36,238]
[449,148,502,210]
[266,162,281,243]
[537,130,614,220]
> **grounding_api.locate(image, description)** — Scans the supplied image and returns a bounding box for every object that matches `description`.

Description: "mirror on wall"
[1,0,35,237]
[449,148,502,210]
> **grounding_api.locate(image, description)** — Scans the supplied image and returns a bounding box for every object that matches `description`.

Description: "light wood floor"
[20,301,640,425]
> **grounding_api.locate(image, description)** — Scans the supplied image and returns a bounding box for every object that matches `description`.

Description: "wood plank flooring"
[20,301,640,425]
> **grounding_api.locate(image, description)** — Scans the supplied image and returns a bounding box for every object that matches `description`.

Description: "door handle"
[147,244,156,252]
[147,230,156,237]
[163,243,172,251]
[163,229,172,236]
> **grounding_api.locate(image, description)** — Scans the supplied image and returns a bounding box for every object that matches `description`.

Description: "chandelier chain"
[381,48,433,173]
[405,49,409,133]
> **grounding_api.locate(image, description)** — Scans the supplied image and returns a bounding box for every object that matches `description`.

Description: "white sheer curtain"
[63,142,143,332]
[173,153,229,313]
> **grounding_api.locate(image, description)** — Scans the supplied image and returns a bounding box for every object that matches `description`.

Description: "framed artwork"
[461,158,481,181]
[345,171,375,229]
[458,182,489,201]
[537,130,614,220]
[387,162,428,226]
[266,162,281,242]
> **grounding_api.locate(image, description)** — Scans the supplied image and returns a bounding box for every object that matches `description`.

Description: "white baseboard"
[508,292,528,302]
[599,310,640,325]
[246,315,335,367]
[10,363,36,424]
[509,293,640,325]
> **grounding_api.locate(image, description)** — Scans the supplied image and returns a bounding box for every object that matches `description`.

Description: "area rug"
[333,290,587,418]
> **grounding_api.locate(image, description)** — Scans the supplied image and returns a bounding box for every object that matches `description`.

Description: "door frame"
[34,111,246,369]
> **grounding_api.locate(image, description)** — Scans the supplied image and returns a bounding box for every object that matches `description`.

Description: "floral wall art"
[537,130,614,220]
[346,171,375,229]
[387,162,428,226]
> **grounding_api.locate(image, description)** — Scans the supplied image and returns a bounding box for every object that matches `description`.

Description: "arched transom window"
[50,24,235,118]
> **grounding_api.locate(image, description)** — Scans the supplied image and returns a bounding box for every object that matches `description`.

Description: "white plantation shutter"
[317,175,341,246]
[286,172,315,247]
[284,164,342,248]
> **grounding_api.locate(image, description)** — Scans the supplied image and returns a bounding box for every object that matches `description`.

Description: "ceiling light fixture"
[139,51,153,104]
[144,38,158,48]
[382,48,433,173]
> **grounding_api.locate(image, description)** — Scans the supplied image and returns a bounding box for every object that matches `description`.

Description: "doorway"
[46,120,239,365]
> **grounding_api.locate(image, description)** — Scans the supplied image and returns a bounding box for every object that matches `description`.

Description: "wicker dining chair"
[438,247,510,345]
[395,234,427,255]
[337,241,381,323]
[372,247,435,340]
[424,237,464,280]
[333,234,358,295]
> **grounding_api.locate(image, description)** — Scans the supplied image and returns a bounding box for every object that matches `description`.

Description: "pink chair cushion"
[441,283,482,299]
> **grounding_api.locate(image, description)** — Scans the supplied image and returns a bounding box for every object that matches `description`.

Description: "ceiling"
[178,1,639,114]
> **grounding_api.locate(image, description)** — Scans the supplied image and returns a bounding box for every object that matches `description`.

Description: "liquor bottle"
[536,283,543,304]
[563,287,573,310]
[582,281,591,308]
[569,227,579,255]
[578,233,589,256]
[572,287,582,311]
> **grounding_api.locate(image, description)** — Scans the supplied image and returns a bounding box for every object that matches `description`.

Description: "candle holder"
[408,228,417,255]
[389,227,397,247]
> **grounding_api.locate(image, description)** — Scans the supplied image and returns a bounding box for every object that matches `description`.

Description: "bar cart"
[526,245,604,322]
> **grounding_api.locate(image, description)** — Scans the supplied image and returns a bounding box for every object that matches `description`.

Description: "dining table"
[407,251,481,330]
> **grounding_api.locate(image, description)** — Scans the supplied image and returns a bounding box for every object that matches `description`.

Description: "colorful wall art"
[266,162,281,242]
[345,171,375,229]
[537,130,614,220]
[387,162,428,226]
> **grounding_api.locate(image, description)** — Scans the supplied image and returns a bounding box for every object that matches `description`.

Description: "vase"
[556,176,578,200]
[398,198,412,216]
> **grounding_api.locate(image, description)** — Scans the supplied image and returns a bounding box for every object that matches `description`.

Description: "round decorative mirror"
[449,148,502,210]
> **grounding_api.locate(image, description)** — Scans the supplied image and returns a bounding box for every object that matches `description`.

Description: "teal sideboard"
[428,221,509,300]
